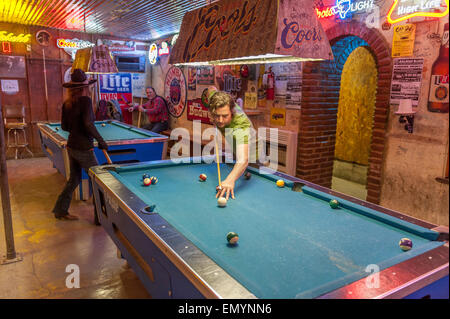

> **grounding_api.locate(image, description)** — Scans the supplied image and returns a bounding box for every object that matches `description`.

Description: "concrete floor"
[0,157,150,299]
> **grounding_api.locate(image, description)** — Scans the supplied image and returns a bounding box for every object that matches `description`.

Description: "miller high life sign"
[387,0,449,24]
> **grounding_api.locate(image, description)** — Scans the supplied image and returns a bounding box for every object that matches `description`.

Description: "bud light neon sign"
[316,0,374,19]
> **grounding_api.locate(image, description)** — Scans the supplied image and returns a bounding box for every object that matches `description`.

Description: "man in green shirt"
[207,89,258,200]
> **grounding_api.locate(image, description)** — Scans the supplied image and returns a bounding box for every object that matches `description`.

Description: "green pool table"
[89,157,449,299]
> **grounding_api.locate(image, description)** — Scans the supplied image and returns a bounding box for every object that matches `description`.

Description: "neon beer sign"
[316,0,374,19]
[387,0,449,24]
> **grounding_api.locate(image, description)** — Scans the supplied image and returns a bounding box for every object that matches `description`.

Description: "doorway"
[330,38,378,200]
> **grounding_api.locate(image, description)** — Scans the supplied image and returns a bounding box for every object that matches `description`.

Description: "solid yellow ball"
[276,180,285,187]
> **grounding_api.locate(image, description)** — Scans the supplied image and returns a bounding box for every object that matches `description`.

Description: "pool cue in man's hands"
[215,127,222,194]
[102,149,112,164]
[137,97,143,128]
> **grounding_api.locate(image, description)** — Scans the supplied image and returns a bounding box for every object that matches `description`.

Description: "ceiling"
[0,0,215,41]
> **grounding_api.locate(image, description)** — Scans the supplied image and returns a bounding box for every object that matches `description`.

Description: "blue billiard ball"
[142,173,150,181]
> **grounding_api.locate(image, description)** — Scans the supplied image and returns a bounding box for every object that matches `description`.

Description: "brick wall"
[296,21,392,204]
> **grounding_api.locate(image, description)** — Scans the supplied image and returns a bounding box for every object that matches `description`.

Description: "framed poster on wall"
[0,55,26,78]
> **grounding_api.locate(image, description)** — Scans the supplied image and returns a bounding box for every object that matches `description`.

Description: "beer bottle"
[428,23,449,113]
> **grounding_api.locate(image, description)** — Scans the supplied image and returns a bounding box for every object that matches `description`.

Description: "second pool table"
[38,120,168,200]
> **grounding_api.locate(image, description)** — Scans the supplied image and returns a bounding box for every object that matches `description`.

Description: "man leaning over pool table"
[206,88,258,200]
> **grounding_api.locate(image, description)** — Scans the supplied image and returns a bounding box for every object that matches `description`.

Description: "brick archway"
[296,21,392,204]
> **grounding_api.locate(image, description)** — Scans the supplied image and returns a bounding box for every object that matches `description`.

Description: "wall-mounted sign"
[0,31,31,43]
[36,30,51,46]
[97,39,135,52]
[0,55,26,78]
[164,66,187,118]
[57,38,95,59]
[1,79,19,95]
[315,0,374,19]
[158,42,170,56]
[2,42,11,53]
[187,98,213,124]
[149,43,158,65]
[270,107,286,126]
[392,24,416,57]
[99,73,133,124]
[387,0,449,24]
[390,58,424,107]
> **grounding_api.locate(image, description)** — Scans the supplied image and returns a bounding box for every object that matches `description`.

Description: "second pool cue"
[137,96,143,128]
[102,149,112,164]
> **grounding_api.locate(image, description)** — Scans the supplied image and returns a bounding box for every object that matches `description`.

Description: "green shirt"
[218,105,258,162]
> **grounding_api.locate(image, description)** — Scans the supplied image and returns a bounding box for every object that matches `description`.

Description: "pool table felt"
[110,162,443,298]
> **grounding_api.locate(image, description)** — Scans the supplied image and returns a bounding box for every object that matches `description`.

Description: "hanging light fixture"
[169,0,333,66]
[72,44,118,74]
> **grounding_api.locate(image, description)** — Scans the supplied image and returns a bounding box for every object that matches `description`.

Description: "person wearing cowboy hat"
[52,68,108,222]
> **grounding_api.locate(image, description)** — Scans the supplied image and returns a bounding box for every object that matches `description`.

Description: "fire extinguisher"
[265,67,275,100]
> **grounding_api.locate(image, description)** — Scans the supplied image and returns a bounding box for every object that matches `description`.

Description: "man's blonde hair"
[208,91,235,113]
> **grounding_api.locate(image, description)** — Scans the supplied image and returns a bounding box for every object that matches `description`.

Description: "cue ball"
[101,123,106,127]
[143,178,152,186]
[227,232,239,245]
[217,197,227,207]
[199,173,207,181]
[276,179,285,187]
[399,238,413,251]
[329,199,339,209]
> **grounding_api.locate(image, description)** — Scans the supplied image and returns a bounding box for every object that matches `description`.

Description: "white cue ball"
[217,197,227,207]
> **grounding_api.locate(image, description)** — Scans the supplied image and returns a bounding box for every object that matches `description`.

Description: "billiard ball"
[143,178,152,186]
[276,179,285,187]
[55,127,59,131]
[329,199,339,209]
[399,238,413,251]
[150,176,158,184]
[217,197,227,207]
[244,171,251,180]
[101,123,106,127]
[142,173,150,180]
[227,232,239,245]
[199,174,207,181]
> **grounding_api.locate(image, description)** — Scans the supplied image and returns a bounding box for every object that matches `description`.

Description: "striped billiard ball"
[227,232,239,245]
[399,238,413,251]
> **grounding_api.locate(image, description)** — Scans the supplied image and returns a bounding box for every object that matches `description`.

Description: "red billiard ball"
[143,178,152,186]
[199,174,207,181]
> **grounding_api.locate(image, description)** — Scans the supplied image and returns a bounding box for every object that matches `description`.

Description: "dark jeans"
[53,148,98,218]
[142,121,169,134]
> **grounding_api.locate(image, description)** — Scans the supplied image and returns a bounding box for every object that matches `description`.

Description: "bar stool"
[3,104,33,159]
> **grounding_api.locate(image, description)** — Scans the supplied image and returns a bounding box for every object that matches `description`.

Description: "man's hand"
[127,106,134,112]
[138,105,146,113]
[216,178,235,200]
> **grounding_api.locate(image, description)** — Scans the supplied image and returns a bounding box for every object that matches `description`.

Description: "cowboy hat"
[63,68,97,88]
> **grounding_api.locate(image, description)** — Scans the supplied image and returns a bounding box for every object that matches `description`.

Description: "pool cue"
[137,96,143,128]
[215,127,222,190]
[102,149,112,164]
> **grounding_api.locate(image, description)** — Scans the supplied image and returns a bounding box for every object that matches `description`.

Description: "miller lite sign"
[99,73,133,124]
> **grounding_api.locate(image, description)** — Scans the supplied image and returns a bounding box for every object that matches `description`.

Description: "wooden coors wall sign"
[169,0,332,64]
